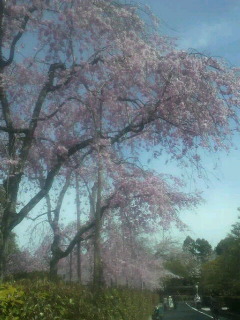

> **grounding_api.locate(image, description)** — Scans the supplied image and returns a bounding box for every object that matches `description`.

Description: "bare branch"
[1,6,36,67]
[52,173,72,228]
[45,193,53,225]
[0,126,29,134]
[36,97,84,122]
[60,197,114,258]
[10,147,92,229]
[25,211,49,222]
[0,0,5,63]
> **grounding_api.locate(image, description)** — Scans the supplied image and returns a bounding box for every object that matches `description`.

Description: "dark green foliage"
[163,258,195,280]
[230,214,240,239]
[201,216,240,296]
[162,277,196,296]
[223,296,240,312]
[183,236,212,263]
[183,236,196,255]
[215,237,236,255]
[194,238,212,262]
[0,283,25,320]
[0,280,158,320]
[201,258,227,295]
[5,271,54,282]
[202,245,240,296]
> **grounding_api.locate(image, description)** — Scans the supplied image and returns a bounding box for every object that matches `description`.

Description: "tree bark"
[93,152,104,288]
[0,233,7,282]
[49,232,62,281]
[49,256,59,281]
[75,174,82,283]
[0,185,13,282]
[68,251,72,281]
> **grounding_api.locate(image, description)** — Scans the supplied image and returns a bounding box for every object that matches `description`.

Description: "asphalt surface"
[150,302,236,320]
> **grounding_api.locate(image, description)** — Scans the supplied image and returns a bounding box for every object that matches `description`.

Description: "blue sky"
[147,0,240,65]
[144,0,240,247]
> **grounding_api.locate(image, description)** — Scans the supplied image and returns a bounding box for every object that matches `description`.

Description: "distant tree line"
[161,215,240,298]
[161,235,213,295]
[201,214,240,296]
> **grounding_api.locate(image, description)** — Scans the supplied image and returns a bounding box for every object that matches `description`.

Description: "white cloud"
[179,21,233,50]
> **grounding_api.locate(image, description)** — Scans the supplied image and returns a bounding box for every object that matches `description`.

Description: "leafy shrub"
[0,284,25,320]
[0,280,158,320]
[5,271,50,282]
[224,296,240,312]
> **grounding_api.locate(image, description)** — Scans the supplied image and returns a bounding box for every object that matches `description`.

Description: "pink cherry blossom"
[0,0,240,282]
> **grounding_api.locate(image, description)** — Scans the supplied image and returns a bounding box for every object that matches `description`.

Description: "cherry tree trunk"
[93,153,104,288]
[0,241,6,282]
[93,219,103,287]
[49,256,59,281]
[69,251,73,281]
[0,227,10,282]
[49,234,62,281]
[75,174,82,283]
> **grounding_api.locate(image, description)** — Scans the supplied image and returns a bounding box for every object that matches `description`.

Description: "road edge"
[186,302,213,319]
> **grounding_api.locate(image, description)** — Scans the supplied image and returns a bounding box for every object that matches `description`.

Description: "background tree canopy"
[201,216,240,295]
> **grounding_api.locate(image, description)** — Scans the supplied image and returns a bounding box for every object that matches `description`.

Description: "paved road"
[150,302,229,320]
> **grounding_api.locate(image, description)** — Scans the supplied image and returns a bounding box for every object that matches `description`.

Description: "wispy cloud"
[179,21,233,50]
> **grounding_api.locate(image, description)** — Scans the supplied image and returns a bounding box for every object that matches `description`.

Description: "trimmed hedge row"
[0,280,159,320]
[201,295,240,314]
[223,296,240,312]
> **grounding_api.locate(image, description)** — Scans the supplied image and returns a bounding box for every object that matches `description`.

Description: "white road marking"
[186,302,213,318]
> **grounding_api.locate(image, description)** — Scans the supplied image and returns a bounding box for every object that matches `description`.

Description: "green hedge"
[0,280,158,320]
[223,296,240,312]
[201,295,240,314]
